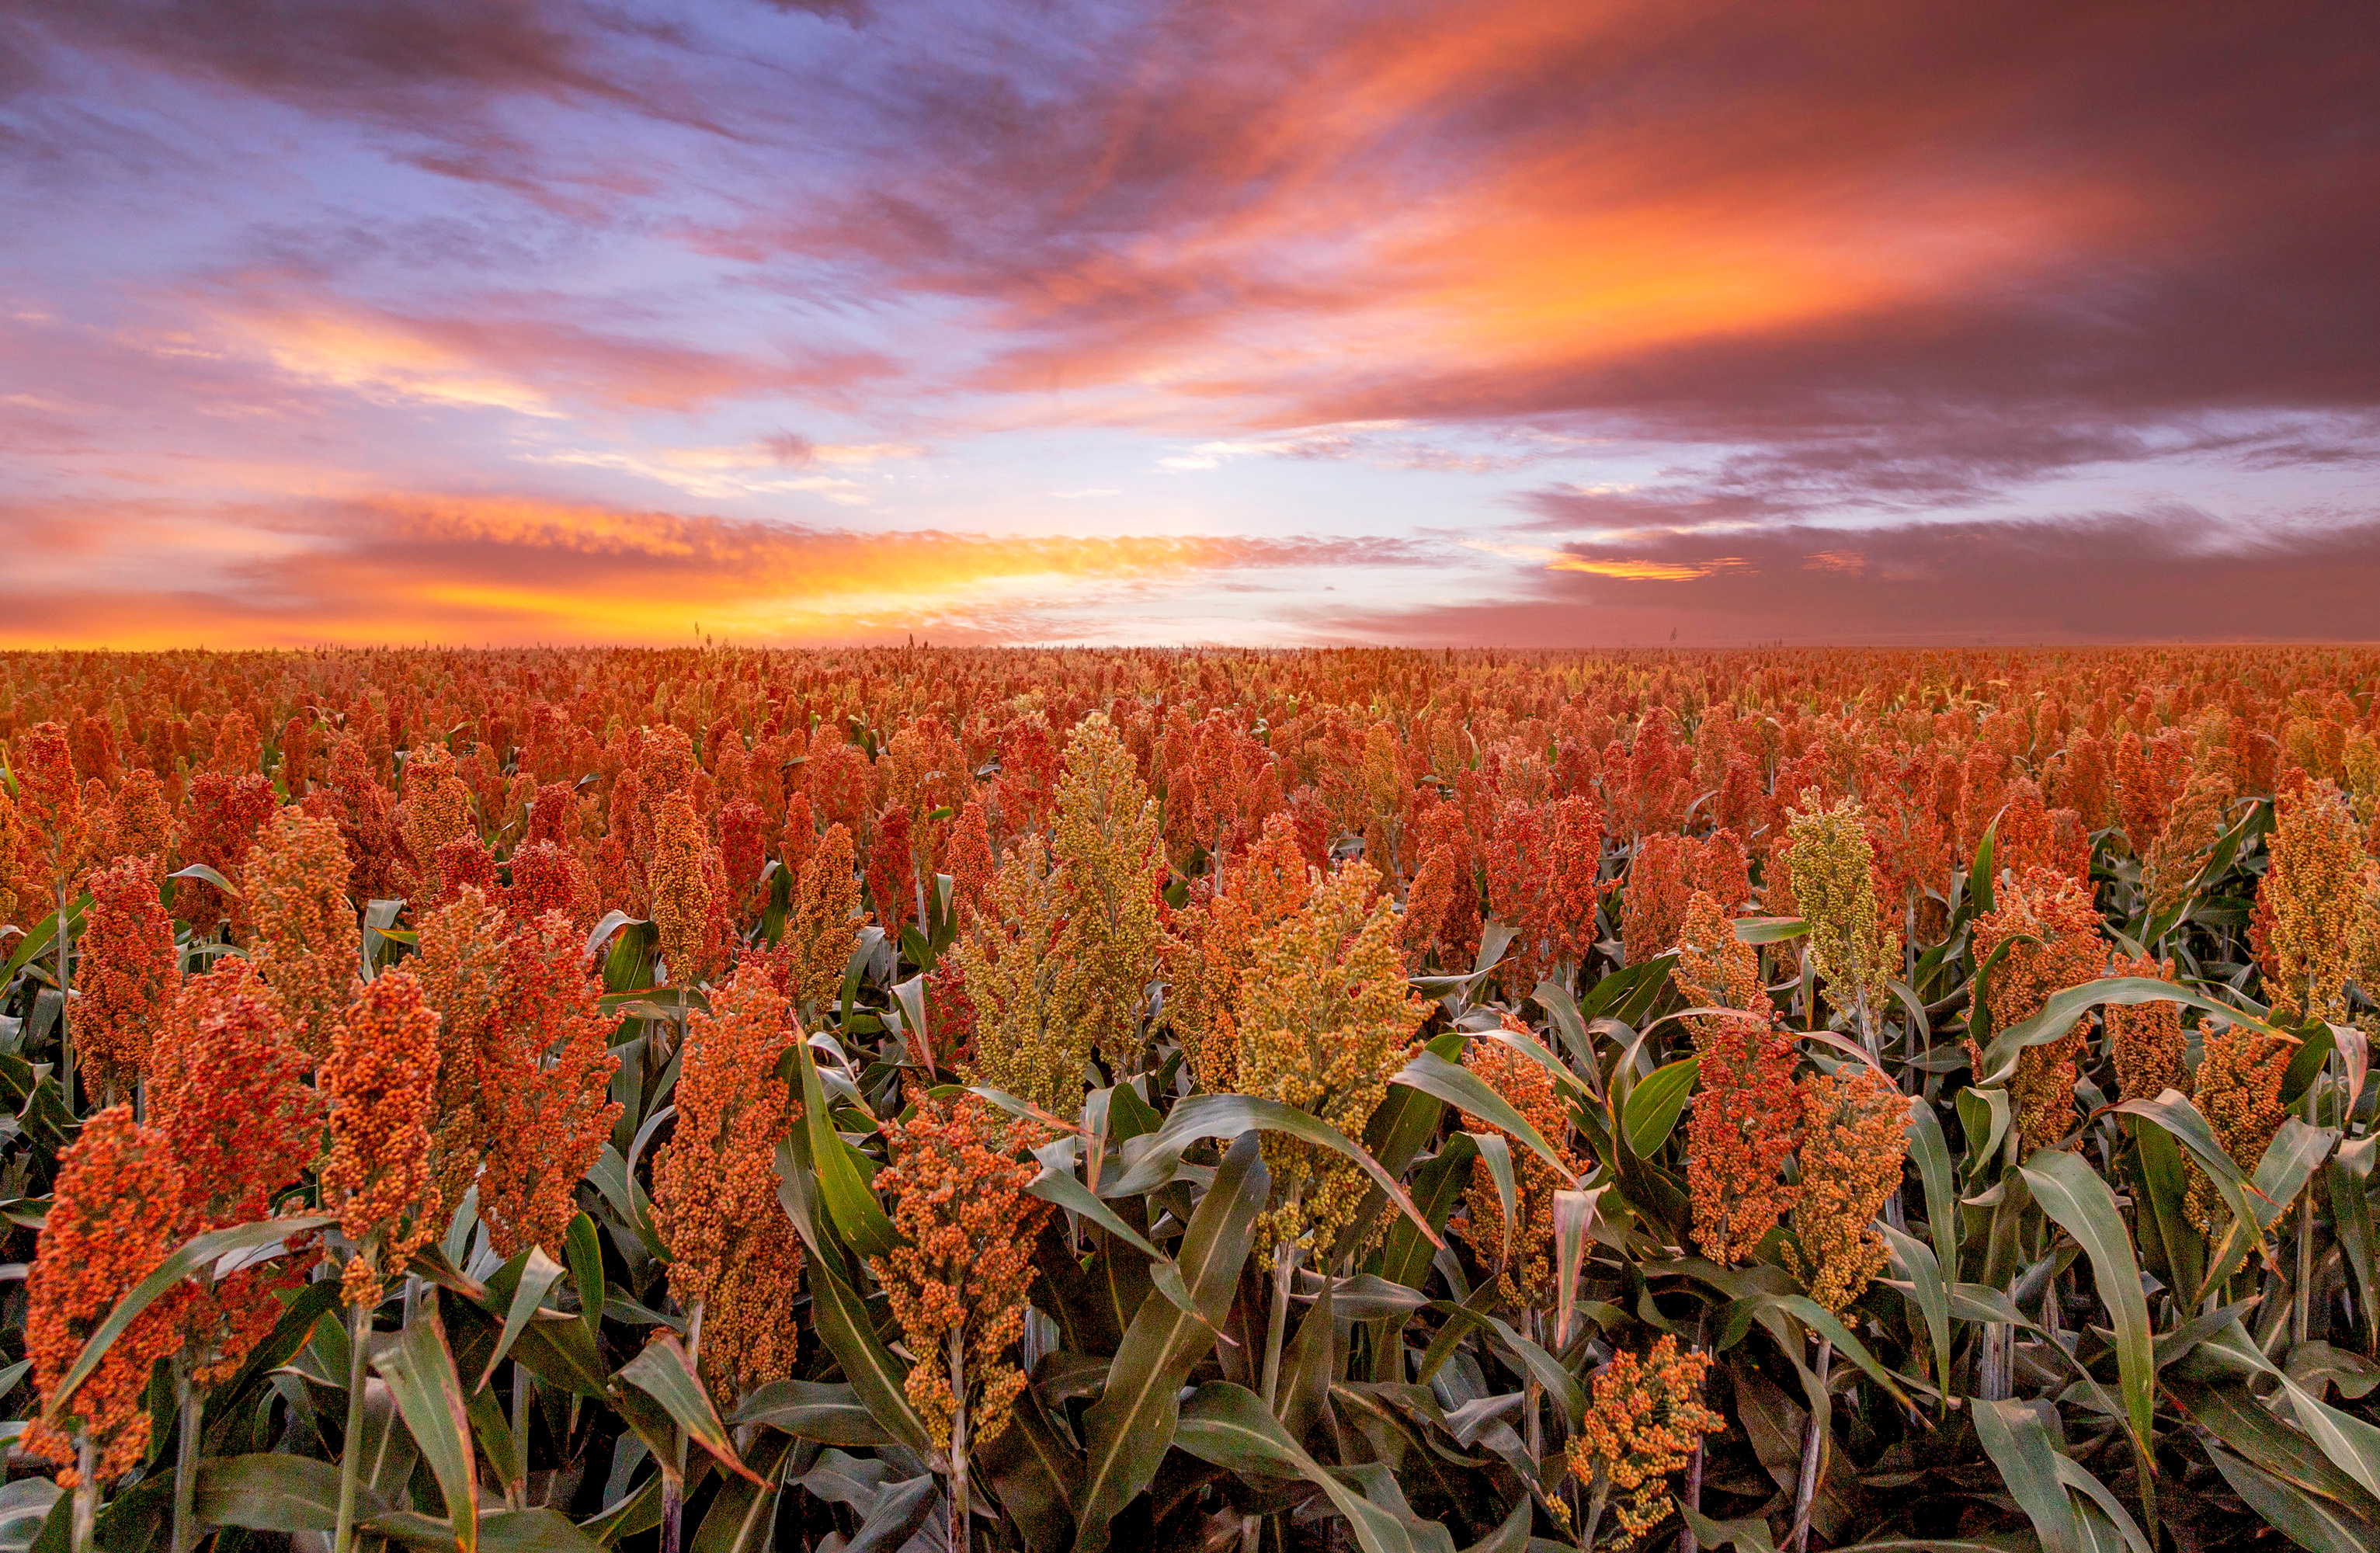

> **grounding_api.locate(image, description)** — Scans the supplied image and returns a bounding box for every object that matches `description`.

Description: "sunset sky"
[4,1,2375,647]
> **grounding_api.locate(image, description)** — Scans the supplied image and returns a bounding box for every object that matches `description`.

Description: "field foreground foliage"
[2,644,2378,1553]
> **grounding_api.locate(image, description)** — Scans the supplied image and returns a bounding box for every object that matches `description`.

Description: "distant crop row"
[1,644,2376,1553]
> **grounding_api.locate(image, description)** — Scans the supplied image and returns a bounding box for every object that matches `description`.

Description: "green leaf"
[1732,916,1808,944]
[1622,1054,1697,1156]
[614,1335,762,1485]
[1107,1094,1444,1249]
[806,1253,933,1455]
[731,1380,895,1446]
[1422,1301,1586,1427]
[687,1432,793,1553]
[1980,978,2284,1088]
[564,1214,606,1348]
[793,1036,902,1260]
[165,863,240,898]
[1467,1131,1516,1270]
[1881,1221,1951,1402]
[1076,1131,1269,1553]
[1174,1381,1416,1553]
[44,1214,338,1426]
[2202,1444,2380,1553]
[1378,1136,1477,1294]
[1392,1051,1576,1186]
[1971,1398,2083,1553]
[840,1475,937,1553]
[1026,1141,1213,1329]
[373,1308,480,1553]
[193,1454,367,1533]
[973,1388,1079,1553]
[2017,1148,2156,1517]
[477,1248,568,1391]
[1680,1506,1778,1553]
[1275,1259,1338,1444]
[1904,1097,1959,1289]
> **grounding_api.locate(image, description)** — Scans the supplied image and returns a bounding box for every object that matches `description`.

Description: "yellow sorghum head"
[1456,1021,1584,1308]
[870,1094,1052,1451]
[1051,713,1166,1071]
[2186,1023,2295,1235]
[1232,860,1428,1252]
[1785,1063,1907,1312]
[2105,954,2188,1103]
[1783,795,1902,1022]
[1565,1335,1725,1541]
[1673,889,1771,1048]
[955,834,1086,1115]
[785,822,862,1017]
[2253,780,2378,1023]
[244,807,361,1058]
[2142,769,2234,921]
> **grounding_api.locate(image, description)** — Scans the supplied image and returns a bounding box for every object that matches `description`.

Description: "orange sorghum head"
[1565,1335,1725,1541]
[1164,812,1311,1095]
[2105,954,2188,1103]
[399,745,476,902]
[2142,769,2235,921]
[1456,1022,1585,1308]
[243,807,361,1058]
[1787,1063,1907,1312]
[1685,1010,1802,1266]
[508,838,599,931]
[651,787,721,985]
[870,1093,1052,1450]
[75,856,180,1100]
[477,911,622,1259]
[651,961,804,1403]
[150,970,320,1231]
[1968,867,2106,1151]
[179,771,276,930]
[23,1107,185,1485]
[13,721,85,888]
[414,885,509,1222]
[1673,890,1771,1050]
[321,969,443,1305]
[866,801,916,940]
[97,767,175,881]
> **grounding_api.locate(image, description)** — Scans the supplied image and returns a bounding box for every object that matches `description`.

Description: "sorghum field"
[3,645,2378,1553]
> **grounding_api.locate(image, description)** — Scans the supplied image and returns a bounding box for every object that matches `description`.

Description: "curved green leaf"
[1175,1381,1418,1553]
[1622,1054,1697,1156]
[1076,1131,1269,1552]
[374,1308,479,1553]
[1108,1094,1444,1249]
[1971,1398,2082,1553]
[1392,1051,1576,1186]
[2017,1148,2156,1521]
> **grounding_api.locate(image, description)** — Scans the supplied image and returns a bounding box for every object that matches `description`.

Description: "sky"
[2,0,2377,648]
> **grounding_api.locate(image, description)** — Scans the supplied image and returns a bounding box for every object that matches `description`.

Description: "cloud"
[0,492,1436,647]
[1350,509,2380,645]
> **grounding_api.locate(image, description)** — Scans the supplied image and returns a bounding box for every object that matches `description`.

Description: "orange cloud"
[0,494,1402,648]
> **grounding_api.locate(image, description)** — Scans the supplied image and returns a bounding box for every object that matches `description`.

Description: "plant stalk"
[509,1365,531,1510]
[56,879,75,1107]
[947,1326,971,1553]
[1578,1471,1609,1553]
[1788,1338,1833,1553]
[172,1364,202,1553]
[1259,1235,1298,1409]
[1677,1315,1708,1553]
[71,1436,96,1553]
[331,1298,371,1553]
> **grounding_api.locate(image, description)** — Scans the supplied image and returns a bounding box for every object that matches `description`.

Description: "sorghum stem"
[947,1327,971,1553]
[71,1436,96,1553]
[1788,1339,1833,1553]
[56,880,75,1107]
[332,1299,370,1553]
[1579,1472,1608,1553]
[509,1366,531,1510]
[1259,1235,1297,1409]
[172,1365,202,1553]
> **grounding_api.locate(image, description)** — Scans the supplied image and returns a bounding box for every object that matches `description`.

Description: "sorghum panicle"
[243,807,361,1057]
[477,912,623,1257]
[651,961,805,1403]
[22,1107,183,1485]
[1456,1020,1585,1308]
[1565,1335,1725,1541]
[1051,714,1166,1071]
[1782,795,1902,1023]
[2251,780,2378,1023]
[1968,867,2105,1151]
[1233,860,1427,1252]
[870,1094,1053,1450]
[1786,1064,1907,1312]
[2105,953,2188,1103]
[75,856,179,1099]
[321,969,443,1305]
[785,822,863,1016]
